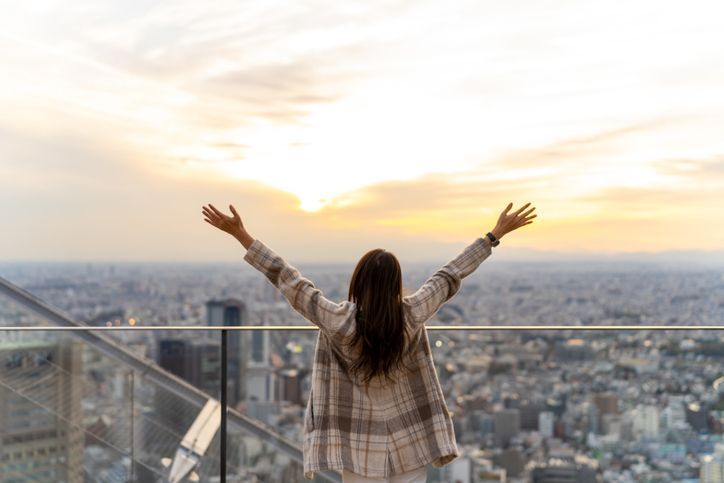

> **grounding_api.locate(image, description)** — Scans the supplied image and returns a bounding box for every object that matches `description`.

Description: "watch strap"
[486,232,500,247]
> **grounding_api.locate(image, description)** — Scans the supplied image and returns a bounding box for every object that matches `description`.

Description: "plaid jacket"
[243,235,493,479]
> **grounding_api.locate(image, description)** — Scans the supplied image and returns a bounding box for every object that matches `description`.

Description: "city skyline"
[2,250,723,481]
[2,1,724,262]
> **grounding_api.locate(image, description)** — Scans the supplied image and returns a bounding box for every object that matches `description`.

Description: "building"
[591,393,619,435]
[519,399,545,431]
[0,339,83,483]
[686,401,709,431]
[539,411,555,438]
[494,409,520,447]
[493,447,525,478]
[246,320,274,403]
[531,458,598,482]
[632,404,659,439]
[701,453,724,482]
[206,298,249,406]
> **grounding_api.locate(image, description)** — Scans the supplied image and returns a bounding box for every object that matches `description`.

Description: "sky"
[1,0,723,263]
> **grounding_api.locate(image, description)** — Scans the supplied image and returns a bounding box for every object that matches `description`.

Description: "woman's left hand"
[202,203,245,239]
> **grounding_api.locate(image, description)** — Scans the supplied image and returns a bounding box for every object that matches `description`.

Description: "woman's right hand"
[491,202,536,239]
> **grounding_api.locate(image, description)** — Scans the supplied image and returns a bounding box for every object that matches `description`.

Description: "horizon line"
[2,249,724,265]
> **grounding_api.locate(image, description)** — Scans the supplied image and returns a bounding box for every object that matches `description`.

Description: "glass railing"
[0,277,334,483]
[2,275,724,482]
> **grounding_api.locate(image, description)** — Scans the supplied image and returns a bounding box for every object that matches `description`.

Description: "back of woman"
[202,201,537,482]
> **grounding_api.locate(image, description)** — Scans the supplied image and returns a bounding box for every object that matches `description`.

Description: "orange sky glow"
[1,1,723,262]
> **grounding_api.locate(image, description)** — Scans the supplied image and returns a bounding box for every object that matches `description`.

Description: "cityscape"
[1,257,723,482]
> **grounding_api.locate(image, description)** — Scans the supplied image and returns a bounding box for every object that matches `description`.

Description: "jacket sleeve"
[243,239,353,334]
[402,236,492,327]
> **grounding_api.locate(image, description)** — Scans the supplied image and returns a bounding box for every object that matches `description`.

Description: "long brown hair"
[345,248,417,385]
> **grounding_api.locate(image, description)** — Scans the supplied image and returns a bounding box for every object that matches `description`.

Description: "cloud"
[2,0,724,260]
[179,58,345,127]
[651,156,724,182]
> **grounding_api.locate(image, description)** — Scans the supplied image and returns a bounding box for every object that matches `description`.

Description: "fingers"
[202,206,219,221]
[516,213,537,227]
[519,206,536,218]
[512,202,531,216]
[229,204,239,219]
[495,202,537,234]
[208,203,227,219]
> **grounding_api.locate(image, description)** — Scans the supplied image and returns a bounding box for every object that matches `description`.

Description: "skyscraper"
[0,339,83,483]
[539,411,554,438]
[157,338,222,401]
[592,393,619,435]
[206,298,248,406]
[494,408,520,447]
[701,444,724,483]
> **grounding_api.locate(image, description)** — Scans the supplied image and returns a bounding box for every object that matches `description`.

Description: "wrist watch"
[486,231,500,247]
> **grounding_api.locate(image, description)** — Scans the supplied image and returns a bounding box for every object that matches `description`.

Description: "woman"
[202,201,536,482]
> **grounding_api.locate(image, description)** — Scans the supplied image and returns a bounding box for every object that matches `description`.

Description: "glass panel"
[0,281,338,482]
[426,328,724,482]
[4,271,723,481]
[0,327,136,481]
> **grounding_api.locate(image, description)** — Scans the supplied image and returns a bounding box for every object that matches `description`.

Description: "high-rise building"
[492,447,525,478]
[158,339,191,380]
[154,338,199,453]
[588,401,599,434]
[0,339,83,483]
[157,338,222,397]
[206,298,249,406]
[189,341,222,399]
[701,444,724,483]
[663,396,688,430]
[539,411,554,438]
[632,404,659,439]
[686,401,709,431]
[591,393,619,434]
[246,322,274,403]
[593,393,619,415]
[442,456,472,483]
[601,413,622,439]
[519,399,545,430]
[494,408,520,447]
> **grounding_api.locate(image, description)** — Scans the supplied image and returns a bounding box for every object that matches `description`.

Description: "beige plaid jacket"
[243,235,493,480]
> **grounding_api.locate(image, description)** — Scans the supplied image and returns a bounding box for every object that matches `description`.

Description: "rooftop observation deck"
[1,275,723,483]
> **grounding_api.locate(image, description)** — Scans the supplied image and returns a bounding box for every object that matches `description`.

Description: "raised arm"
[403,202,537,327]
[201,203,351,335]
[402,236,492,327]
[241,238,352,330]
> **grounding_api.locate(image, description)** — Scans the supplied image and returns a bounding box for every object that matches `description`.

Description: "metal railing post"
[220,328,227,483]
[129,370,135,483]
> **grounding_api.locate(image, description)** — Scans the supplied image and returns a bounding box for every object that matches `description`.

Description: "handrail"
[0,325,722,330]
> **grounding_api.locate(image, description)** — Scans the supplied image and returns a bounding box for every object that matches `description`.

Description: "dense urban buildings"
[1,258,723,481]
